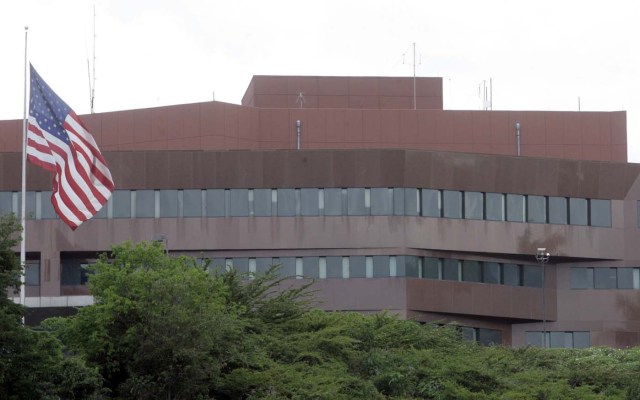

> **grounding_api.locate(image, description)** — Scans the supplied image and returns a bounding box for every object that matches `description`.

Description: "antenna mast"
[89,5,96,113]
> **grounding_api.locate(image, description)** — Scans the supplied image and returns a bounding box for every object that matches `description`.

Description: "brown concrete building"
[1,75,638,348]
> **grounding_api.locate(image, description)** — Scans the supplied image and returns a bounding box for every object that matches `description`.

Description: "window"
[590,199,611,227]
[229,189,249,217]
[477,328,502,346]
[594,267,617,289]
[255,257,273,274]
[617,268,634,289]
[135,190,155,218]
[372,256,390,277]
[40,191,57,219]
[300,188,319,216]
[503,263,520,286]
[323,188,343,216]
[347,188,367,216]
[404,188,419,216]
[571,267,594,289]
[548,196,568,224]
[485,193,505,221]
[483,262,501,284]
[392,188,404,216]
[303,256,319,278]
[326,256,343,278]
[273,257,296,278]
[0,192,12,215]
[232,258,249,273]
[506,194,525,222]
[569,198,588,226]
[522,265,542,288]
[277,189,296,216]
[61,260,90,285]
[423,257,440,279]
[183,189,203,217]
[159,190,178,217]
[442,259,460,281]
[403,256,421,277]
[527,195,546,223]
[371,188,392,216]
[464,192,483,220]
[349,256,366,278]
[526,331,590,349]
[206,189,225,217]
[462,260,481,282]
[25,261,40,286]
[421,189,441,217]
[250,189,270,217]
[443,190,462,219]
[112,190,132,218]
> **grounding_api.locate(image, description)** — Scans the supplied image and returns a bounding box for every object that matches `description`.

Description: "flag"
[27,64,114,230]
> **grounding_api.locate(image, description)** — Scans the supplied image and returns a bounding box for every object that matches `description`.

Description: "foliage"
[0,214,102,399]
[34,239,640,399]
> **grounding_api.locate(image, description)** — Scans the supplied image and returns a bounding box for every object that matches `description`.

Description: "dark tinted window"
[485,193,504,221]
[569,198,588,226]
[549,196,568,224]
[404,256,420,277]
[421,189,441,217]
[300,189,319,216]
[274,257,296,278]
[371,188,392,216]
[25,261,40,286]
[159,190,178,217]
[303,256,319,278]
[443,190,462,219]
[423,257,440,279]
[477,328,502,346]
[590,199,611,227]
[206,189,225,217]
[506,194,525,222]
[277,189,296,216]
[404,188,419,216]
[135,190,154,218]
[372,256,390,277]
[232,258,249,273]
[392,188,405,216]
[323,188,343,216]
[255,257,273,274]
[527,195,546,223]
[183,189,203,217]
[483,262,501,284]
[442,259,460,281]
[60,261,89,285]
[229,189,249,217]
[326,256,343,278]
[594,267,617,289]
[347,188,367,216]
[522,265,542,288]
[617,267,634,289]
[525,331,544,347]
[550,332,571,348]
[253,189,272,217]
[40,191,58,219]
[571,267,594,289]
[503,263,520,286]
[349,256,366,278]
[573,332,590,349]
[462,260,481,282]
[464,192,484,220]
[0,192,12,215]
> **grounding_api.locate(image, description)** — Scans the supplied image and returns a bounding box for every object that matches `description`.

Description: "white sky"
[1,0,639,160]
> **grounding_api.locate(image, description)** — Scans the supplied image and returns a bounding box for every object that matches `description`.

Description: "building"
[1,75,639,348]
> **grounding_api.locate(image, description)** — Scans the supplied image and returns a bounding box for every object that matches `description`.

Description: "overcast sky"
[1,0,639,159]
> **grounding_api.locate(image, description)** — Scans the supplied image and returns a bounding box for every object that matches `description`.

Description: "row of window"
[525,331,590,349]
[571,267,640,290]
[459,326,502,346]
[56,255,543,289]
[0,188,612,227]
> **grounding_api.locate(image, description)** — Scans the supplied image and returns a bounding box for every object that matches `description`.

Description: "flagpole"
[20,26,29,309]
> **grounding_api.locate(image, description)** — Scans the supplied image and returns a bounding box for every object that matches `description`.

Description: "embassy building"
[1,75,639,348]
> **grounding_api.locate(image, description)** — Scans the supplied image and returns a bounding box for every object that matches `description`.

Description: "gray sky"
[2,0,639,159]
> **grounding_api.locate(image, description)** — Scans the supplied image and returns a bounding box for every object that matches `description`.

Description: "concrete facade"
[1,75,638,347]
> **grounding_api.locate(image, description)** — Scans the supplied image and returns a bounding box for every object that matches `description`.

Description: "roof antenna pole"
[412,42,416,110]
[90,5,96,113]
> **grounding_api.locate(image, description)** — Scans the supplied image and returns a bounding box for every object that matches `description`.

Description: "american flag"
[27,65,114,230]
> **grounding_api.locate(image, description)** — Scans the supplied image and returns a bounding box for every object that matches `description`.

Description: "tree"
[0,214,102,399]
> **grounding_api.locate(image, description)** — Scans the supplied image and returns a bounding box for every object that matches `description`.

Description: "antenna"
[88,5,96,113]
[295,92,305,108]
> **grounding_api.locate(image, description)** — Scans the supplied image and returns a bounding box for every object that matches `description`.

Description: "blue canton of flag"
[27,64,114,230]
